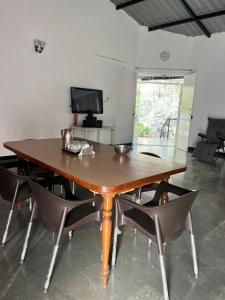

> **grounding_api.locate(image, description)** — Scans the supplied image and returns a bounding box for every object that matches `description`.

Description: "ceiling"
[110,0,225,37]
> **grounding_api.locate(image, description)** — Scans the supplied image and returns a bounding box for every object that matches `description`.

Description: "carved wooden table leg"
[101,192,114,288]
[160,177,170,205]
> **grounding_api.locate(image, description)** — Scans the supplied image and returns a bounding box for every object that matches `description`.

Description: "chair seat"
[124,208,155,235]
[65,203,97,227]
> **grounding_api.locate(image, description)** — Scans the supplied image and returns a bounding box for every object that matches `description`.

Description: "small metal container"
[113,144,132,154]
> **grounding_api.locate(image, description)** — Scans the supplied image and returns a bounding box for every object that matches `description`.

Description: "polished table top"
[4,138,186,194]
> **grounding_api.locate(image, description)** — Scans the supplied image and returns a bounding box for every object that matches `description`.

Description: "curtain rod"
[141,75,184,80]
[97,54,126,64]
[135,67,193,72]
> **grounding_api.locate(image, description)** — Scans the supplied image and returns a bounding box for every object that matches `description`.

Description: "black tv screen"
[70,87,103,114]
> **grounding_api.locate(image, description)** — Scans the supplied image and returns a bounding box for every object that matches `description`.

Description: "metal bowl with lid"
[113,144,132,154]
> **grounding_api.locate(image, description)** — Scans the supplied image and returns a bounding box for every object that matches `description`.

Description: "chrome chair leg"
[20,220,33,263]
[155,214,169,300]
[20,202,37,263]
[44,244,59,293]
[2,209,14,246]
[187,211,198,278]
[43,207,67,293]
[111,227,121,267]
[28,197,32,212]
[133,189,141,234]
[159,254,169,300]
[136,187,141,204]
[68,230,73,240]
[190,233,198,278]
[25,197,32,212]
[60,185,63,197]
[2,181,20,246]
[72,182,75,194]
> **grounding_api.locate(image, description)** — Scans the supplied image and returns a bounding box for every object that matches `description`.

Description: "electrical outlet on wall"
[105,94,112,102]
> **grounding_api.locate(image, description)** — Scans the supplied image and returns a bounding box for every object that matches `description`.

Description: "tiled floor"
[0,146,225,300]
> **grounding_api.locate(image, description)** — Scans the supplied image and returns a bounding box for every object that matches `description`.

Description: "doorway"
[133,73,195,151]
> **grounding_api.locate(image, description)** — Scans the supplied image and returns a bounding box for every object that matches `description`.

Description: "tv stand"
[71,125,115,144]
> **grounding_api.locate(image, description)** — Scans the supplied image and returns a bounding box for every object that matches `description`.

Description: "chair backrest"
[0,155,20,169]
[150,181,191,204]
[141,152,161,159]
[152,189,199,242]
[206,117,225,143]
[29,181,73,233]
[0,165,25,202]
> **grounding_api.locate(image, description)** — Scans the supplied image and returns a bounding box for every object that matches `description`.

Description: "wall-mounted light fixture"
[34,39,46,53]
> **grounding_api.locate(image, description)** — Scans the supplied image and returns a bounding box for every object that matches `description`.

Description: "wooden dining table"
[4,138,186,287]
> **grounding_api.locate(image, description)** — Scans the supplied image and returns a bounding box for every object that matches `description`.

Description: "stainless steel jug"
[61,128,73,149]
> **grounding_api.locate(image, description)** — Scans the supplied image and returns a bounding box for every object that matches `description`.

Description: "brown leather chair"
[111,181,200,300]
[20,180,102,293]
[0,165,31,245]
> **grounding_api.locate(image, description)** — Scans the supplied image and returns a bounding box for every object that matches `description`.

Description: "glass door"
[176,73,196,151]
[133,78,183,147]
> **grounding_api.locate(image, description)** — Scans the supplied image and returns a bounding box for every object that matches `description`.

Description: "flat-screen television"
[70,87,103,114]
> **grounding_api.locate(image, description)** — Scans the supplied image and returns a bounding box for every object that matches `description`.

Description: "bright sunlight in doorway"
[133,77,184,147]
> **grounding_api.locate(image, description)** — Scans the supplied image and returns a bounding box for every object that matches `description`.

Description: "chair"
[0,165,31,245]
[127,152,161,205]
[18,159,55,179]
[194,117,225,162]
[111,181,200,300]
[0,155,76,199]
[0,154,54,178]
[0,156,78,246]
[0,155,20,170]
[20,160,79,199]
[20,181,102,293]
[38,176,79,200]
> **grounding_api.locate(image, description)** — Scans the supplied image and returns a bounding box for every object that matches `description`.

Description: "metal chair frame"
[0,165,31,245]
[20,181,102,293]
[111,182,200,300]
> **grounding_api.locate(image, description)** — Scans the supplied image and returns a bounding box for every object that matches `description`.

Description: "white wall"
[0,0,138,155]
[188,32,225,147]
[137,28,194,70]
